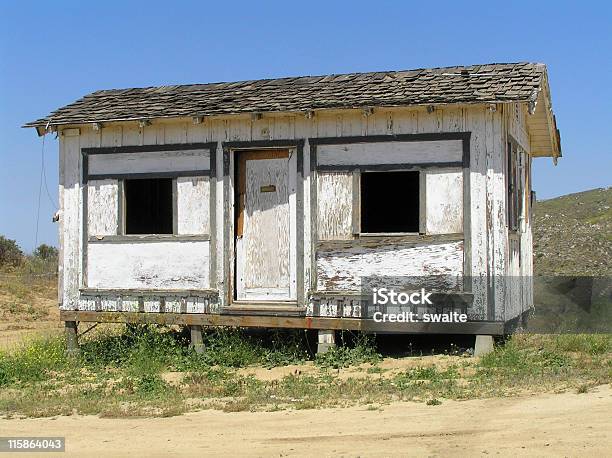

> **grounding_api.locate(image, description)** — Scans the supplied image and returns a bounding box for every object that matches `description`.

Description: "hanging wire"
[34,128,58,250]
[42,136,57,209]
[34,134,45,250]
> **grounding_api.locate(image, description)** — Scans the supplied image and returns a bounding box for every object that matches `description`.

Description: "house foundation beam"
[59,311,505,335]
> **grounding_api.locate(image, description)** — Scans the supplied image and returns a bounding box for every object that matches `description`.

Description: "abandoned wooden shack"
[25,62,561,353]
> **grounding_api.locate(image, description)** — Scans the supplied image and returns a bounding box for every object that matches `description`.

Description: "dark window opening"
[507,142,520,232]
[360,171,419,233]
[124,178,173,234]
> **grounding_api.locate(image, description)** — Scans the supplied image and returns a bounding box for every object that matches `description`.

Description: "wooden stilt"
[317,329,336,354]
[65,321,80,357]
[190,325,205,354]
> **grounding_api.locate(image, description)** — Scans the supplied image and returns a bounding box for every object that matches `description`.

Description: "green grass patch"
[0,330,610,418]
[315,332,381,369]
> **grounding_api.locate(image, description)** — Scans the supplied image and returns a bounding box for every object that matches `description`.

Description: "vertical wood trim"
[288,149,298,300]
[58,138,65,308]
[295,141,305,306]
[69,131,82,309]
[208,143,217,291]
[419,171,427,234]
[351,171,361,235]
[81,152,89,288]
[462,134,472,293]
[172,178,178,234]
[301,134,312,303]
[309,142,318,291]
[117,180,125,236]
[222,147,232,306]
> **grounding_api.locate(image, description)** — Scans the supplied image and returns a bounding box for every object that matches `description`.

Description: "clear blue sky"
[1,1,610,252]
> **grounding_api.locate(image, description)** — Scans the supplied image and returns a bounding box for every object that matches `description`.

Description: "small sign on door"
[260,185,276,193]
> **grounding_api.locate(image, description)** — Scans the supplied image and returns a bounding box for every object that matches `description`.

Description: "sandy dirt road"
[2,385,610,457]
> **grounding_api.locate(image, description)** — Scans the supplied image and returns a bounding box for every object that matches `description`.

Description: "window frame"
[507,138,525,233]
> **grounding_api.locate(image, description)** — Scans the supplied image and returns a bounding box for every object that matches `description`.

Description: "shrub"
[0,236,23,267]
[33,244,58,261]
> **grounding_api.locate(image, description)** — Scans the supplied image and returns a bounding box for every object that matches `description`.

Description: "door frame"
[222,139,305,307]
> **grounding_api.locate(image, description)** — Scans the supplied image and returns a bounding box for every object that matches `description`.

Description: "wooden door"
[235,150,292,301]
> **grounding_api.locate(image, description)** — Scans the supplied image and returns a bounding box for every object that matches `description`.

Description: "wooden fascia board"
[528,72,562,158]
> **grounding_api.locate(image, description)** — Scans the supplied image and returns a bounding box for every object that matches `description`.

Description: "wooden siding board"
[62,131,85,310]
[176,176,210,235]
[87,241,210,290]
[87,179,119,236]
[466,107,489,319]
[317,172,353,240]
[425,169,463,234]
[316,241,464,291]
[239,157,291,299]
[317,140,463,166]
[88,149,211,175]
[485,108,507,321]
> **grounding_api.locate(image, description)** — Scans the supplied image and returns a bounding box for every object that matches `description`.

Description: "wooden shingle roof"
[25,62,547,128]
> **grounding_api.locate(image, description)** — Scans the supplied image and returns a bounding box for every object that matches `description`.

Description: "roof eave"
[24,98,535,131]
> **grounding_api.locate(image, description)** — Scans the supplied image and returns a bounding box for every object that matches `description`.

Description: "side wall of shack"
[57,103,532,322]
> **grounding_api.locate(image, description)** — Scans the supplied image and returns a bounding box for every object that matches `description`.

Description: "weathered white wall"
[316,241,463,291]
[317,172,353,240]
[87,241,210,289]
[176,176,210,235]
[58,102,523,320]
[87,179,118,237]
[425,169,463,234]
[504,104,534,321]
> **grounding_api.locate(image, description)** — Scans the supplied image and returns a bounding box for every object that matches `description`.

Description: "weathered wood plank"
[238,156,291,300]
[317,140,463,166]
[486,107,507,321]
[87,179,119,237]
[87,241,210,290]
[88,149,210,175]
[177,176,210,235]
[317,172,353,240]
[60,310,505,334]
[465,107,488,319]
[59,130,81,309]
[316,233,463,250]
[316,241,464,291]
[425,169,463,234]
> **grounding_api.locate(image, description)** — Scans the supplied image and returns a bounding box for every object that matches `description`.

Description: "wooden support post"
[189,325,205,354]
[474,335,494,357]
[65,321,80,357]
[317,329,336,354]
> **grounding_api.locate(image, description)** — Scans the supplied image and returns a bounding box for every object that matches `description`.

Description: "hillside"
[533,187,612,276]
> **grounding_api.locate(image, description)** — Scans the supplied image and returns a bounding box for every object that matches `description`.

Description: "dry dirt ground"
[2,385,610,457]
[0,274,61,350]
